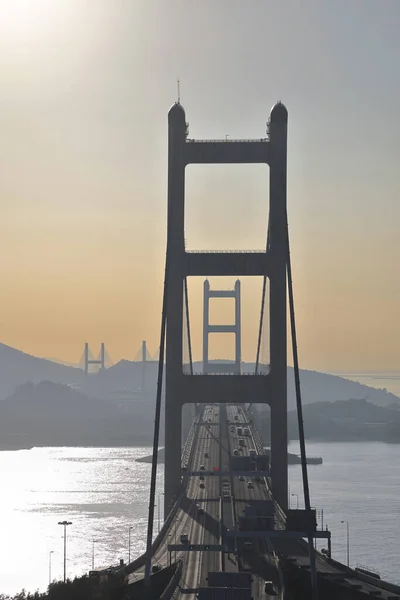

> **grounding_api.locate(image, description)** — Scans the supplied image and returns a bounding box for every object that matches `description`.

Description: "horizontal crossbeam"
[185,251,270,277]
[184,140,269,165]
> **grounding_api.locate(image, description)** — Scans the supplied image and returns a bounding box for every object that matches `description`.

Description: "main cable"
[144,246,170,596]
[285,210,319,600]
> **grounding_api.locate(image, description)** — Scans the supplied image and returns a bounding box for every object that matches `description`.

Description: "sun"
[0,0,69,45]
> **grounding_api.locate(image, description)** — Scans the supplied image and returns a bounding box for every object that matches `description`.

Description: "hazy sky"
[0,0,399,371]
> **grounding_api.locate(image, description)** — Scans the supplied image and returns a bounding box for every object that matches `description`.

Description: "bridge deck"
[128,404,400,599]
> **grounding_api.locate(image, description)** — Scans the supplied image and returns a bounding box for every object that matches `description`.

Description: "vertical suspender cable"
[285,211,318,600]
[184,276,198,417]
[144,248,170,596]
[255,219,270,375]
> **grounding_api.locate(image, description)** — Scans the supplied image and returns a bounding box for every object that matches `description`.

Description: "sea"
[1,371,399,595]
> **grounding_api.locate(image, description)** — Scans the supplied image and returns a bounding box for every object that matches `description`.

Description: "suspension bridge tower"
[164,101,288,513]
[83,343,106,374]
[203,279,241,374]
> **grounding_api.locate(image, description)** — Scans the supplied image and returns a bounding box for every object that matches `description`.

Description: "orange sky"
[1,1,399,371]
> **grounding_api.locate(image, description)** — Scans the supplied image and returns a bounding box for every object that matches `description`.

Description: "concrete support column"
[269,103,288,510]
[234,280,241,373]
[203,280,210,373]
[165,103,187,512]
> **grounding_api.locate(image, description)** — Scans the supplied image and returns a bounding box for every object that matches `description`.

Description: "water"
[1,441,399,594]
[0,447,164,595]
[1,371,400,595]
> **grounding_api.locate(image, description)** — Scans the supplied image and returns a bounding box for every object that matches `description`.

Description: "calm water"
[1,372,399,595]
[1,441,399,594]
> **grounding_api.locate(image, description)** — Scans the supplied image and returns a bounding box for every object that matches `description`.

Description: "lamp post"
[58,521,72,582]
[341,520,350,567]
[128,526,133,564]
[48,551,54,586]
[291,493,299,509]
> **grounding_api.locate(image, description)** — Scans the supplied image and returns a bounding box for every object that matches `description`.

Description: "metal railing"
[186,138,268,143]
[184,371,269,376]
[186,248,266,254]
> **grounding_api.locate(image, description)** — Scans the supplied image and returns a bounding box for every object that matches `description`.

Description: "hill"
[0,381,157,449]
[287,398,400,442]
[0,343,83,400]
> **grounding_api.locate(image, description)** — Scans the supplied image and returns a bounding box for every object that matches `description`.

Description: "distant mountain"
[0,343,84,400]
[0,380,158,450]
[287,398,400,442]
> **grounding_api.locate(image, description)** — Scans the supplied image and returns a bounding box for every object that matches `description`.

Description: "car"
[239,475,244,481]
[197,507,205,515]
[152,565,161,573]
[243,541,252,551]
[199,465,205,470]
[199,483,205,489]
[247,481,253,488]
[180,534,189,544]
[199,475,205,481]
[233,449,239,456]
[204,452,209,458]
[264,581,276,595]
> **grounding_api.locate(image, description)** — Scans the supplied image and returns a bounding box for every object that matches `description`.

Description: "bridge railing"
[159,560,183,600]
[185,249,266,254]
[186,138,268,143]
[122,416,202,577]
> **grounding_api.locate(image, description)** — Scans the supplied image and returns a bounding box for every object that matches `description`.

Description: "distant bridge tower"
[164,101,288,513]
[203,279,241,374]
[84,342,105,374]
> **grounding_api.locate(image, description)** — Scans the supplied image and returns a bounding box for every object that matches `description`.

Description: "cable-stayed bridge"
[92,103,400,600]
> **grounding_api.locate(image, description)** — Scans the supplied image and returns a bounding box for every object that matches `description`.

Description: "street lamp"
[58,521,72,583]
[291,493,299,509]
[128,526,134,564]
[341,520,350,567]
[48,551,54,586]
[91,539,98,571]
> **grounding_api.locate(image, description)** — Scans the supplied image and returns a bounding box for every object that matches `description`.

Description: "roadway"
[128,402,400,599]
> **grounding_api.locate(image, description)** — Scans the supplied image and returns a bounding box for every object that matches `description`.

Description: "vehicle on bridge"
[264,581,277,596]
[180,533,189,544]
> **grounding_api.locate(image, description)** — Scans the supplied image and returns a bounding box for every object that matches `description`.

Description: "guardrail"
[159,560,183,600]
[186,138,268,143]
[186,249,266,254]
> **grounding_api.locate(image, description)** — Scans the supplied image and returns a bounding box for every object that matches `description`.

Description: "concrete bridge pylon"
[164,101,288,514]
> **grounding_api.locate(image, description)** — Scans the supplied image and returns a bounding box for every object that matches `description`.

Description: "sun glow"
[0,0,73,46]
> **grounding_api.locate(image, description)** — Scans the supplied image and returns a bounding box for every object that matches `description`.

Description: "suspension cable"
[285,210,319,600]
[255,217,270,374]
[144,247,170,596]
[184,276,199,418]
[184,277,194,376]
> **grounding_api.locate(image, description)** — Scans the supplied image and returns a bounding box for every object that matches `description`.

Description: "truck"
[243,427,250,437]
